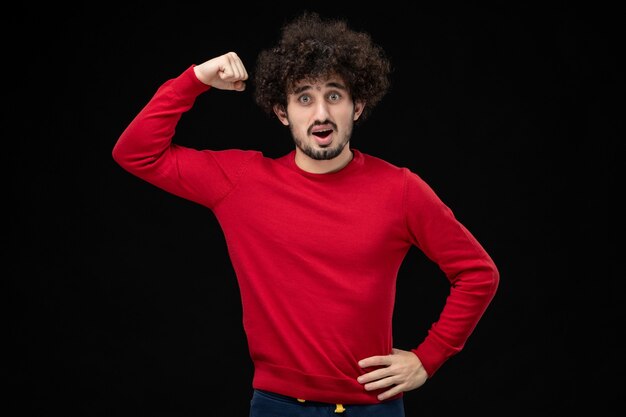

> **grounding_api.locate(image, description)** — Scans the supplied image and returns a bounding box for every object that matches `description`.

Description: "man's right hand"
[193,52,248,91]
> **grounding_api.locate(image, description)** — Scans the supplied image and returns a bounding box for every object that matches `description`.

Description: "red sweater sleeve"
[112,65,210,174]
[404,170,499,377]
[112,66,258,208]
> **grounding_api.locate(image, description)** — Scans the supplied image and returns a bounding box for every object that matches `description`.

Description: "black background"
[12,3,619,416]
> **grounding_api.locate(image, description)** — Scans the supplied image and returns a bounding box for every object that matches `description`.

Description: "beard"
[292,134,349,160]
[289,118,354,161]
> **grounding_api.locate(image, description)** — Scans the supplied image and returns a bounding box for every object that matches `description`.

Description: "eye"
[328,92,341,101]
[298,95,311,104]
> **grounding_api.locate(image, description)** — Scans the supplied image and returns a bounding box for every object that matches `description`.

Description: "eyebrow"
[293,81,347,95]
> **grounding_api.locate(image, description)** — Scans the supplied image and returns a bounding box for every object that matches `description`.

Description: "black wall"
[12,3,619,416]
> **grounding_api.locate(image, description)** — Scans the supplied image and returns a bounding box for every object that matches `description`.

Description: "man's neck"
[294,147,353,174]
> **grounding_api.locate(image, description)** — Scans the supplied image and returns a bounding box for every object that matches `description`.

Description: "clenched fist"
[193,52,248,91]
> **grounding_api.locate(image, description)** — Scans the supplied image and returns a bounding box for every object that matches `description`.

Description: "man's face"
[274,76,364,161]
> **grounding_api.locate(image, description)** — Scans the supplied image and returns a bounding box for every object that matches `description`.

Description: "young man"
[112,11,499,417]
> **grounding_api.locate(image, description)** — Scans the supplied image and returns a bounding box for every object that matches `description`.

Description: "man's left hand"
[357,348,428,401]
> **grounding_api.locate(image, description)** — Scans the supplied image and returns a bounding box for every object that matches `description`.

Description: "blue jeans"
[249,389,405,417]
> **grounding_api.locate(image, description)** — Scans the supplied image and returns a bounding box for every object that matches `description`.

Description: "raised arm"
[111,52,254,208]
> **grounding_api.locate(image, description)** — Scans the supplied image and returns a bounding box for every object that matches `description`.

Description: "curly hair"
[253,11,391,123]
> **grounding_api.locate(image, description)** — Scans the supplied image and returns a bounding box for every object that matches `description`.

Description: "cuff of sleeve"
[175,64,212,97]
[412,335,458,378]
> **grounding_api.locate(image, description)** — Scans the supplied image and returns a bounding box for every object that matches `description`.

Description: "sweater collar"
[281,149,364,180]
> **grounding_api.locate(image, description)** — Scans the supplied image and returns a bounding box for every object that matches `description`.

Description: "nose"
[312,100,330,121]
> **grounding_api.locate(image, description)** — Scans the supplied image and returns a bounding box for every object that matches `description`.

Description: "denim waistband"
[252,389,405,415]
[256,389,343,406]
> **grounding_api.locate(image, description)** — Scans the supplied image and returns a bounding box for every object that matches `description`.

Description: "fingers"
[359,370,404,401]
[377,385,404,401]
[357,353,397,393]
[357,349,427,400]
[358,354,391,369]
[219,52,248,90]
[224,52,248,79]
[357,367,392,385]
[194,52,248,91]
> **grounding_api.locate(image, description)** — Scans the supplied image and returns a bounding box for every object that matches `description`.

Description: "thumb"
[232,80,246,91]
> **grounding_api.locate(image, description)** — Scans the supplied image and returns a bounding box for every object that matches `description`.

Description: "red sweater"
[112,66,499,404]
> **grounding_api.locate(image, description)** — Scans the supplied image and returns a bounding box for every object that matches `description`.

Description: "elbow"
[453,258,500,300]
[111,140,137,172]
[111,146,121,165]
[483,259,500,300]
[111,141,124,166]
[491,264,500,296]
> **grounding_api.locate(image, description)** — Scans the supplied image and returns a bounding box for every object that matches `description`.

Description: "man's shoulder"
[357,150,409,174]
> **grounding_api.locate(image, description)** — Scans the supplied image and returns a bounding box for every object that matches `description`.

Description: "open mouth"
[312,129,333,139]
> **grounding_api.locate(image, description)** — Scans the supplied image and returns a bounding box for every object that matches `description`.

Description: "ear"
[273,104,289,126]
[353,100,366,121]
